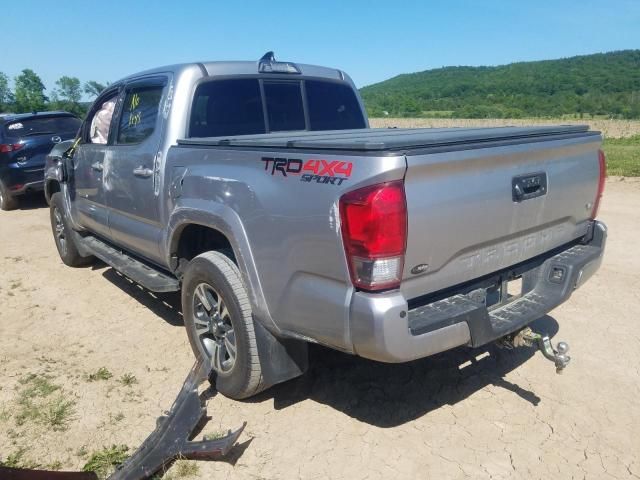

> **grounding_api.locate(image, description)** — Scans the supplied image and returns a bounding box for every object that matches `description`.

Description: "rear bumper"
[350,220,607,362]
[0,166,45,195]
[9,179,44,195]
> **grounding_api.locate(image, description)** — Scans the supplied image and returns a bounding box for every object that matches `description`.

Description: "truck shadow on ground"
[101,267,184,326]
[255,315,559,428]
[98,265,558,428]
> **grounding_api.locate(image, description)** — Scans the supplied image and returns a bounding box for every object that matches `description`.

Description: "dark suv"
[0,111,81,210]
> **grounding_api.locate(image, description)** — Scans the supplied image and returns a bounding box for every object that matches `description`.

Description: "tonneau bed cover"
[177,125,597,152]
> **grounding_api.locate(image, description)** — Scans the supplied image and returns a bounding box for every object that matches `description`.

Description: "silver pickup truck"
[46,53,607,399]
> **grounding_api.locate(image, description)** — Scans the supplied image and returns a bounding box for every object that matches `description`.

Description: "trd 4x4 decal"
[261,157,353,185]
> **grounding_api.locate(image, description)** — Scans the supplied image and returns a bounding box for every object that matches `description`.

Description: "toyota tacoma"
[45,53,607,399]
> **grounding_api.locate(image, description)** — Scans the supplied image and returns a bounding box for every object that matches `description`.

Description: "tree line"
[0,69,107,117]
[360,50,640,119]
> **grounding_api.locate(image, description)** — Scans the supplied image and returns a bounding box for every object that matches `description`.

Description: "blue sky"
[3,0,639,96]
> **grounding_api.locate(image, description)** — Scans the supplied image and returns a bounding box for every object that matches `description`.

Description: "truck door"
[72,87,122,239]
[105,76,168,264]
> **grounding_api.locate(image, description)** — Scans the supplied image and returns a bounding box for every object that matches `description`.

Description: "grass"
[118,373,138,387]
[203,431,226,441]
[45,396,76,430]
[0,447,41,469]
[82,445,129,479]
[17,373,59,397]
[87,367,113,382]
[153,459,200,479]
[602,135,640,177]
[0,448,64,471]
[172,460,200,478]
[13,374,76,431]
[0,405,11,421]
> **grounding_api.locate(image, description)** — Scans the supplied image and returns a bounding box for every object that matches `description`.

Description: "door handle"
[133,166,154,178]
[91,162,103,172]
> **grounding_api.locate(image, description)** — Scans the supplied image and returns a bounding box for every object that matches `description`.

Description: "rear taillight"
[591,149,606,219]
[0,143,24,153]
[339,181,407,291]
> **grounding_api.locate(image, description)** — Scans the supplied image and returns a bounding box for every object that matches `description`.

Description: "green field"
[603,135,640,176]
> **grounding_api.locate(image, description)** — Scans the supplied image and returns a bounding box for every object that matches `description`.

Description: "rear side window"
[264,81,305,132]
[190,79,265,137]
[4,116,81,138]
[117,86,163,144]
[306,81,366,131]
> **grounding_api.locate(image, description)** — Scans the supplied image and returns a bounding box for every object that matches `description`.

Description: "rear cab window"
[189,77,365,138]
[263,81,305,132]
[190,79,264,138]
[306,80,366,131]
[4,116,81,139]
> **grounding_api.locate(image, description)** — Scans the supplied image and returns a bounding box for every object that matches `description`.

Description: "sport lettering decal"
[261,157,353,186]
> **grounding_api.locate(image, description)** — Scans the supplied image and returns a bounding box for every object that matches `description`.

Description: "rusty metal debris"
[0,357,246,480]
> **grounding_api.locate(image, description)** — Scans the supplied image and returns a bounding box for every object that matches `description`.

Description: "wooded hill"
[360,50,640,119]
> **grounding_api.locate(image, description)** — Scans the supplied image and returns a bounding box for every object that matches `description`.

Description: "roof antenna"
[259,51,275,63]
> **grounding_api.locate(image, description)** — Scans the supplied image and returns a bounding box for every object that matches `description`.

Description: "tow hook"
[497,327,570,373]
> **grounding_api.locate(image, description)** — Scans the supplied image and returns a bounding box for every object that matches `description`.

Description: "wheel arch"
[165,204,278,333]
[45,179,61,204]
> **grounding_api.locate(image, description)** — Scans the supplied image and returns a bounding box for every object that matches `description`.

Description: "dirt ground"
[1,179,639,479]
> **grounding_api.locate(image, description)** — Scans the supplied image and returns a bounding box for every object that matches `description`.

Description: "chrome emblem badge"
[411,264,429,275]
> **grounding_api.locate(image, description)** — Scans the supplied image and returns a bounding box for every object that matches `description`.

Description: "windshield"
[4,116,81,138]
[189,79,366,138]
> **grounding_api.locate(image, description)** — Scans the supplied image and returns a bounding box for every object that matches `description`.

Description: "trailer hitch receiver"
[498,326,570,373]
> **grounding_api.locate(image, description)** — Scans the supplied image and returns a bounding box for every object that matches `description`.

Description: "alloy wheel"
[192,283,237,373]
[53,206,67,257]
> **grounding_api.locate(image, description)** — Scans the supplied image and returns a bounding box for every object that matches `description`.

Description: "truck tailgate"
[401,132,602,301]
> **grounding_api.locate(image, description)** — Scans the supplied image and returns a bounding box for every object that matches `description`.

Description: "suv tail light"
[339,181,407,291]
[591,149,606,219]
[0,143,24,153]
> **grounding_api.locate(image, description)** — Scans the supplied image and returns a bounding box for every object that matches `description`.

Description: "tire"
[0,181,18,211]
[182,251,264,400]
[49,193,94,267]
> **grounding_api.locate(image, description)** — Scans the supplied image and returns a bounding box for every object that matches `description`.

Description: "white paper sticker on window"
[8,122,23,130]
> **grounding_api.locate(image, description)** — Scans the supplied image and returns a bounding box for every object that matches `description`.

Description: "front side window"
[117,86,163,144]
[89,98,117,144]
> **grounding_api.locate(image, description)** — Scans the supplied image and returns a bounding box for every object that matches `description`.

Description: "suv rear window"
[189,78,365,138]
[4,116,81,138]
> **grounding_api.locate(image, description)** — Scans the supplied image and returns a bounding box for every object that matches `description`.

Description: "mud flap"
[253,319,309,390]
